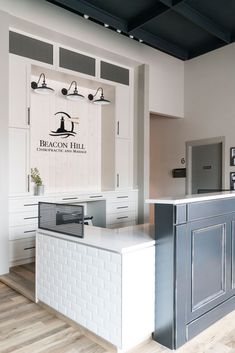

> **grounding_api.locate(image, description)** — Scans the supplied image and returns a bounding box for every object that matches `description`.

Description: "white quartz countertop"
[37,223,155,254]
[146,191,235,205]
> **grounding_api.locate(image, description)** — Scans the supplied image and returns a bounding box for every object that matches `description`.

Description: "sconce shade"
[88,87,111,105]
[31,73,54,95]
[61,81,84,101]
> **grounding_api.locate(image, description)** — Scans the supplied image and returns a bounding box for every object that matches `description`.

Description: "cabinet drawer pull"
[27,107,31,125]
[117,196,128,199]
[117,174,119,188]
[89,195,103,198]
[24,230,36,234]
[117,216,128,220]
[24,216,38,220]
[117,206,128,209]
[24,203,38,207]
[24,246,35,250]
[62,197,78,200]
[117,121,120,135]
[27,175,30,192]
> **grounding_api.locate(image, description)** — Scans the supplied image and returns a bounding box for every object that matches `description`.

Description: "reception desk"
[147,191,235,349]
[36,224,155,352]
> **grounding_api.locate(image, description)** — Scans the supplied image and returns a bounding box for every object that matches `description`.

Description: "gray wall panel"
[101,61,129,85]
[191,223,226,311]
[9,31,53,64]
[59,47,95,76]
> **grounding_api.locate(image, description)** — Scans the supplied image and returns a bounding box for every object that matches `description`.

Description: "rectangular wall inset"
[59,47,95,76]
[9,31,53,64]
[101,61,129,85]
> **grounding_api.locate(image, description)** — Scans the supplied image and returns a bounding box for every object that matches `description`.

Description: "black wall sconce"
[31,73,54,94]
[61,81,84,101]
[88,87,111,105]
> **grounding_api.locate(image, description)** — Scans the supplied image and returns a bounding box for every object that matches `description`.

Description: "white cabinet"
[9,128,29,195]
[9,190,138,264]
[9,54,30,128]
[115,85,131,139]
[106,190,138,228]
[10,238,35,263]
[116,139,132,189]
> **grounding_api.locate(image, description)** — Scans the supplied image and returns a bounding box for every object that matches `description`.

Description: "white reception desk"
[36,224,155,352]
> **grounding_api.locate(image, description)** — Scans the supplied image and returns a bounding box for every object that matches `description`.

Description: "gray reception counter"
[147,191,235,349]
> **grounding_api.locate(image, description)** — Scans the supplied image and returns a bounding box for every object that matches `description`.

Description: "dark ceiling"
[46,0,235,60]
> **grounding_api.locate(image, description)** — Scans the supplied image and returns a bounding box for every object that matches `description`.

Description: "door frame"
[186,136,225,195]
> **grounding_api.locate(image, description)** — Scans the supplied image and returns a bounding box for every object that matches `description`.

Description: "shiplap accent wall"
[30,78,101,192]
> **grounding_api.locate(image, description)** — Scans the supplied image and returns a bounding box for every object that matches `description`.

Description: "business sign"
[36,111,87,154]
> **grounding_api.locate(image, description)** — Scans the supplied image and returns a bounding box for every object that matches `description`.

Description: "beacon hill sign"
[36,111,87,154]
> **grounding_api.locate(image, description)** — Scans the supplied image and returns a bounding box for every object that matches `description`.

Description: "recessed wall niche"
[30,66,115,193]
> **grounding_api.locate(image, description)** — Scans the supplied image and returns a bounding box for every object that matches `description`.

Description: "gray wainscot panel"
[153,198,235,350]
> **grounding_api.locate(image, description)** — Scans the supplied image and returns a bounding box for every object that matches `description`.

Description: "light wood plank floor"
[0,282,107,353]
[0,263,35,302]
[1,266,235,352]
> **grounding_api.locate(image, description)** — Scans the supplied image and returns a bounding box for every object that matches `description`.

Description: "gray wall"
[0,10,9,274]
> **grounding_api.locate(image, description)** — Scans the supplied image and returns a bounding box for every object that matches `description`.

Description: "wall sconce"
[31,73,54,94]
[88,87,111,105]
[61,81,84,101]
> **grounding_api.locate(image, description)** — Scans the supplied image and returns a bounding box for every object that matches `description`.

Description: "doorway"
[186,137,225,194]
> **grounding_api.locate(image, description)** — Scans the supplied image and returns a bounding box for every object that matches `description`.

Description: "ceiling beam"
[171,0,185,5]
[131,28,188,60]
[46,0,188,60]
[159,0,231,43]
[128,2,169,32]
[46,0,128,32]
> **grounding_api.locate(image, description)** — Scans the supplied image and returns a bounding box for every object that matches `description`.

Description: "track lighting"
[129,35,134,39]
[61,81,84,101]
[31,73,54,95]
[139,39,143,43]
[88,87,110,105]
[116,29,121,33]
[104,23,109,28]
[84,14,89,19]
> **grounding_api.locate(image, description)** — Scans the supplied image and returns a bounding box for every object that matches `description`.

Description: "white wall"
[30,78,102,193]
[0,11,9,274]
[150,43,235,204]
[0,0,184,118]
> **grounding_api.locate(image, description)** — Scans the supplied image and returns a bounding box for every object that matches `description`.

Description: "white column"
[0,10,9,274]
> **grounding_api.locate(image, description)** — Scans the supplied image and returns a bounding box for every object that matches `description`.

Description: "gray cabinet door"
[186,215,232,322]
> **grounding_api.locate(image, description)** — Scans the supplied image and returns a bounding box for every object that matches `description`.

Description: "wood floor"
[0,263,35,302]
[1,265,235,352]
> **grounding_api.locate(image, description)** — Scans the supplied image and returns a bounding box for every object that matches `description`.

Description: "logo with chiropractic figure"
[50,111,79,138]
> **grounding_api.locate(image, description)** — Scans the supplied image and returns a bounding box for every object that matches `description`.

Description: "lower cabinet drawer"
[9,225,37,240]
[106,201,136,214]
[9,238,35,261]
[107,220,136,229]
[106,212,136,225]
[9,211,39,227]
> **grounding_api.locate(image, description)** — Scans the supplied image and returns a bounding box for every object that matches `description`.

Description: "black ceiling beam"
[46,0,128,32]
[159,0,231,43]
[47,0,188,60]
[128,2,169,32]
[131,28,188,60]
[171,0,185,5]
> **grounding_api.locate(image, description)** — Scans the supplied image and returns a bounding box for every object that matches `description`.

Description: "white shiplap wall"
[30,78,101,192]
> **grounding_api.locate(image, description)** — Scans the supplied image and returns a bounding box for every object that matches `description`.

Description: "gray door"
[192,143,222,194]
